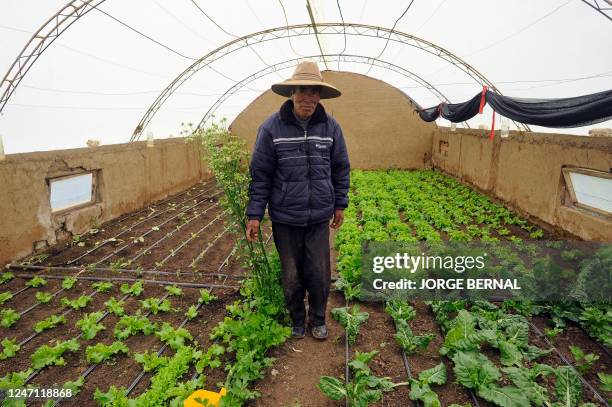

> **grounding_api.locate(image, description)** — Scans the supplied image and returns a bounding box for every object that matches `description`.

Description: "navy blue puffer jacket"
[246,99,350,226]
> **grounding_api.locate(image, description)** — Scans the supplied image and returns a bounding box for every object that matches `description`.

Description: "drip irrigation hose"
[128,203,225,264]
[94,196,222,266]
[529,322,609,406]
[12,273,240,289]
[65,183,218,265]
[22,289,98,385]
[51,292,169,406]
[19,287,65,316]
[188,219,232,267]
[7,264,245,280]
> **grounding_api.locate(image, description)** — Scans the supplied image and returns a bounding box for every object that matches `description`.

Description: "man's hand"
[330,209,344,229]
[246,219,260,242]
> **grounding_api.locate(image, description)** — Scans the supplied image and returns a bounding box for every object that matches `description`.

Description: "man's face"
[291,85,321,119]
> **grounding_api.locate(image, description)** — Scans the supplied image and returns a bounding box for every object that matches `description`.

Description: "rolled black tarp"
[418,88,612,128]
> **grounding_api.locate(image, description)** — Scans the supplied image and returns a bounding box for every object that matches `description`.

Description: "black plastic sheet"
[418,88,612,128]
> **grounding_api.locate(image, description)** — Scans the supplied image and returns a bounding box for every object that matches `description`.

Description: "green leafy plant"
[394,321,434,355]
[198,289,218,305]
[62,277,77,290]
[597,372,612,392]
[26,276,47,288]
[185,305,198,320]
[452,351,530,407]
[0,291,13,305]
[76,311,106,340]
[61,295,92,310]
[0,271,15,284]
[114,314,156,340]
[155,322,193,350]
[120,280,144,297]
[195,343,225,373]
[0,368,34,389]
[31,338,80,369]
[93,385,129,406]
[331,305,369,345]
[35,291,53,304]
[140,297,173,314]
[165,285,183,296]
[1,308,20,328]
[62,377,85,396]
[34,314,66,333]
[555,366,582,406]
[104,297,126,316]
[86,341,129,364]
[409,363,447,407]
[0,338,20,360]
[134,351,169,372]
[93,281,114,293]
[569,345,599,375]
[318,350,406,406]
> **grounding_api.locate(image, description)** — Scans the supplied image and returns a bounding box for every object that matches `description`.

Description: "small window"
[562,168,612,217]
[50,173,94,212]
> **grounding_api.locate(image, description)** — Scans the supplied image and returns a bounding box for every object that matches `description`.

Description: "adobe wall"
[432,128,612,241]
[229,70,437,169]
[0,138,209,266]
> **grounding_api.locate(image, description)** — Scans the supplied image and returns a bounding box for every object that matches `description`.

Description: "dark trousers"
[272,221,331,327]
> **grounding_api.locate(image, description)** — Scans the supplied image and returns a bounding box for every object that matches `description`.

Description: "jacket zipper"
[305,128,312,224]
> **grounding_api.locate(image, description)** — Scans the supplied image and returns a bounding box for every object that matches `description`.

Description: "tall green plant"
[189,120,284,310]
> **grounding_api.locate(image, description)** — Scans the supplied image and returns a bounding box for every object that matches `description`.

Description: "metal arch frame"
[0,0,107,113]
[2,2,611,118]
[131,23,531,140]
[580,0,612,22]
[196,54,472,130]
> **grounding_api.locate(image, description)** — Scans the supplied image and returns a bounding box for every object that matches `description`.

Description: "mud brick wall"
[0,138,210,266]
[431,128,612,241]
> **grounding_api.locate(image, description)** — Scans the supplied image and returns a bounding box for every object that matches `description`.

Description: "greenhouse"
[0,1,611,406]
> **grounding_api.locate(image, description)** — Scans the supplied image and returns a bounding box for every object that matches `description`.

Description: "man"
[245,61,350,340]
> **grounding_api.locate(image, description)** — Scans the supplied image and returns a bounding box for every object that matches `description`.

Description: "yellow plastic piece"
[184,387,227,407]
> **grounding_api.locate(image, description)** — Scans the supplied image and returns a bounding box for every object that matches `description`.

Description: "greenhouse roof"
[1,0,611,153]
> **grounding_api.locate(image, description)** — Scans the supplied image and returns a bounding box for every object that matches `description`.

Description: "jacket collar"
[279,99,328,126]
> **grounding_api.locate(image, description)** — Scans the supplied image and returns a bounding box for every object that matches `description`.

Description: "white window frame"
[561,167,612,218]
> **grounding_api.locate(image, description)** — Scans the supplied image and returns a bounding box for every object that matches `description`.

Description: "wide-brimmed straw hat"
[271,61,341,99]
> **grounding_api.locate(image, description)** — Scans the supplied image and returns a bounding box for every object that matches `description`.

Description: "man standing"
[245,62,350,340]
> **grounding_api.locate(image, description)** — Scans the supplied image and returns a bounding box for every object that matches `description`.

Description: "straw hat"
[271,61,341,99]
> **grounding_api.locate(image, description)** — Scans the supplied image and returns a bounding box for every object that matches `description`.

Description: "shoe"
[291,326,306,339]
[310,324,328,340]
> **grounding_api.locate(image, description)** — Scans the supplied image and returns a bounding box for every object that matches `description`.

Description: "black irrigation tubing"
[389,315,419,407]
[52,292,172,406]
[98,180,215,229]
[7,264,245,281]
[188,220,233,268]
[93,196,222,267]
[66,187,221,266]
[22,289,99,385]
[18,288,101,348]
[1,284,31,299]
[18,287,65,316]
[126,201,224,264]
[154,208,229,268]
[64,182,219,266]
[529,322,609,406]
[12,274,241,290]
[156,218,235,268]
